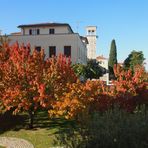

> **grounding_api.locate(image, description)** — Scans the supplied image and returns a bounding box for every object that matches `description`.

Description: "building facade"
[8,23,88,64]
[96,55,108,70]
[86,26,97,59]
[96,55,108,81]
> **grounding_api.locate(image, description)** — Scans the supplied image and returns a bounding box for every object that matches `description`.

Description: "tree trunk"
[28,110,34,129]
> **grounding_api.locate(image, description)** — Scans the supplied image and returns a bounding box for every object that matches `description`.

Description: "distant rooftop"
[18,22,74,33]
[96,55,108,60]
[11,32,21,35]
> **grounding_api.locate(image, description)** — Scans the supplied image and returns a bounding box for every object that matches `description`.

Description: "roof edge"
[17,22,74,33]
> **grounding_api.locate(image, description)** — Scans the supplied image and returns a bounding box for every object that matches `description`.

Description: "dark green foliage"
[124,50,145,72]
[72,64,86,79]
[85,59,105,79]
[108,39,117,79]
[72,60,105,80]
[55,106,148,148]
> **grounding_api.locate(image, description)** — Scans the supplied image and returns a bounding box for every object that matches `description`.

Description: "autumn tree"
[0,35,10,49]
[113,64,148,111]
[0,43,77,128]
[0,42,147,129]
[39,54,78,117]
[0,43,47,128]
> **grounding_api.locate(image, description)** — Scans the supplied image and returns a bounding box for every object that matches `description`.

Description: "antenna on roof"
[76,21,83,33]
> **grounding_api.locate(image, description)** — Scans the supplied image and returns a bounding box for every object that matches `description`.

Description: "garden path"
[0,137,34,148]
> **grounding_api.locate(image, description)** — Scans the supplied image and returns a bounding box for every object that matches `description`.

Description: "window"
[29,29,32,35]
[37,29,40,35]
[49,46,56,57]
[49,28,55,34]
[64,46,71,57]
[29,29,40,35]
[35,46,41,52]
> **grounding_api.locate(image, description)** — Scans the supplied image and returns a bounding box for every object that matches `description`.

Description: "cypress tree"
[108,39,117,79]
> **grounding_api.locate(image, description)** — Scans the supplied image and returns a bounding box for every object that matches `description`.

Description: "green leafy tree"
[85,59,104,79]
[124,50,145,72]
[108,39,117,79]
[72,64,86,80]
[72,60,105,80]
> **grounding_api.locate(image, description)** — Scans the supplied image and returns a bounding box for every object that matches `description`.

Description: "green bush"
[72,60,105,80]
[55,107,148,148]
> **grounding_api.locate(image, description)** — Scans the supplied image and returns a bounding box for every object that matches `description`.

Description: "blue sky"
[0,0,148,69]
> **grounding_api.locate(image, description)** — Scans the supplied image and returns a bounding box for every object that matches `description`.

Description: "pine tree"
[108,39,117,79]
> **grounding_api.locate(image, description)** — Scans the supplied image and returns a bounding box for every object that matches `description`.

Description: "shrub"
[55,107,148,148]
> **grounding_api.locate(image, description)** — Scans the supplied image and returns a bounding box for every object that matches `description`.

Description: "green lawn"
[0,110,76,148]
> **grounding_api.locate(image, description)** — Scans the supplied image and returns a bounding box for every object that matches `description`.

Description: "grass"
[0,110,76,148]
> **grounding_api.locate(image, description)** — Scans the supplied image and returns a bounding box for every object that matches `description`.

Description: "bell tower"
[86,26,97,59]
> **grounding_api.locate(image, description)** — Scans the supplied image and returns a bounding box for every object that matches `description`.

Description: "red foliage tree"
[0,43,147,128]
[0,43,46,128]
[112,64,148,111]
[0,43,78,128]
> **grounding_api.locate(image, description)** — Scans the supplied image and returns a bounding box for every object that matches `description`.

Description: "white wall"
[87,36,97,59]
[97,59,108,70]
[21,26,71,35]
[8,33,87,64]
[86,26,97,59]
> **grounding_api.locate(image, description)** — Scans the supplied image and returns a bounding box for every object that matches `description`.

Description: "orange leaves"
[0,43,45,114]
[38,84,45,96]
[112,64,148,111]
[0,43,79,117]
[0,43,147,120]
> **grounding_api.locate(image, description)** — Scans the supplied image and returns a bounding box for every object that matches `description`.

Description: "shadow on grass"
[0,109,77,135]
[33,110,78,136]
[0,111,28,134]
